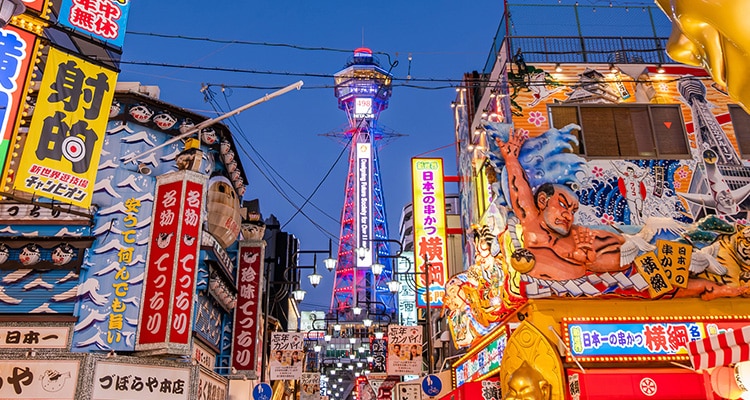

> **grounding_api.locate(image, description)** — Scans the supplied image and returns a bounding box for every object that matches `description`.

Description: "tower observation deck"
[330,48,397,320]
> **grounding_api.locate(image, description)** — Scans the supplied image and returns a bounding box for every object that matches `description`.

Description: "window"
[548,104,689,158]
[729,104,750,158]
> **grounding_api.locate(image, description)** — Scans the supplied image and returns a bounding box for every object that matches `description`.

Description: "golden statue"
[655,0,750,113]
[505,361,552,400]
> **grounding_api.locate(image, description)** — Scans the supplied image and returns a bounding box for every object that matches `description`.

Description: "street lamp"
[260,238,338,382]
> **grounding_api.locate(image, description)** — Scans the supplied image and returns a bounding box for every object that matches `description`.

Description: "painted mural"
[447,63,750,348]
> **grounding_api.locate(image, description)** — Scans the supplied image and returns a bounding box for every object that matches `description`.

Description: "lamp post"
[260,238,337,383]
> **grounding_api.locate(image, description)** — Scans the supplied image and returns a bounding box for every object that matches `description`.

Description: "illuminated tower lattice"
[330,48,397,319]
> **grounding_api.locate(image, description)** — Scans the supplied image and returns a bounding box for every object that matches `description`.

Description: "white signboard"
[387,325,423,376]
[0,326,70,349]
[394,382,422,400]
[0,359,79,399]
[92,361,190,400]
[197,369,227,400]
[397,255,417,327]
[269,332,305,380]
[354,97,374,119]
[355,142,373,268]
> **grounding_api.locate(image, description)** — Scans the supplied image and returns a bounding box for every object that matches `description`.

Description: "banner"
[136,170,205,355]
[356,141,373,267]
[411,158,447,307]
[15,47,116,208]
[387,325,422,376]
[58,0,131,48]
[269,332,305,380]
[300,373,321,400]
[231,241,265,378]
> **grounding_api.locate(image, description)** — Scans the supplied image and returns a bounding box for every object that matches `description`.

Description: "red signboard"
[136,170,206,355]
[231,241,265,378]
[565,368,720,400]
[168,179,203,345]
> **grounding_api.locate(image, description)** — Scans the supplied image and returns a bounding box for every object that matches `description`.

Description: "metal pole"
[260,257,272,382]
[123,80,304,164]
[424,254,434,374]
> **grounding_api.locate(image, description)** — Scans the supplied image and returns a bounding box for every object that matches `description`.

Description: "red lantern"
[710,366,744,399]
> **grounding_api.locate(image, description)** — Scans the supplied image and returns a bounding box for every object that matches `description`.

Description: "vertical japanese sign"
[136,170,205,355]
[231,240,265,379]
[0,26,35,181]
[356,142,373,267]
[269,332,305,380]
[411,158,447,307]
[387,325,422,376]
[0,359,79,399]
[106,196,142,346]
[300,373,321,400]
[655,239,691,288]
[634,250,674,298]
[58,0,131,48]
[370,338,387,373]
[15,48,116,208]
[397,254,417,326]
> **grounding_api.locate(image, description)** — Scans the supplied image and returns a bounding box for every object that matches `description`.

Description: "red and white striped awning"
[688,325,750,370]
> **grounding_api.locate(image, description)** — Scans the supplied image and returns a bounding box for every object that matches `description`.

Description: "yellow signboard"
[411,157,447,307]
[14,48,116,208]
[655,239,692,289]
[634,250,674,298]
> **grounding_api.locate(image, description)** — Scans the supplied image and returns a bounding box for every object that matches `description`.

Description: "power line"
[201,86,342,240]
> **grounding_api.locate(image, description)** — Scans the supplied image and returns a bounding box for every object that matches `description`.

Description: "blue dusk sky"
[120,1,505,311]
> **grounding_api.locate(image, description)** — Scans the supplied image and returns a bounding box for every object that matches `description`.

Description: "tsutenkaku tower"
[330,48,397,319]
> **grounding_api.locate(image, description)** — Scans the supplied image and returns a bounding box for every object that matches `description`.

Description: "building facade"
[446,3,750,399]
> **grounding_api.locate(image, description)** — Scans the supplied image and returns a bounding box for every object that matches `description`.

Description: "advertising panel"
[454,327,507,387]
[0,359,79,399]
[300,372,321,400]
[92,360,190,400]
[136,170,205,355]
[231,241,265,378]
[0,25,35,180]
[15,47,116,208]
[411,158,447,307]
[356,142,373,267]
[562,316,750,362]
[57,0,131,48]
[387,325,422,376]
[269,332,305,380]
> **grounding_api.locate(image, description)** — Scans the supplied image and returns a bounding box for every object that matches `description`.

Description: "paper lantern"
[711,366,744,399]
[205,176,241,248]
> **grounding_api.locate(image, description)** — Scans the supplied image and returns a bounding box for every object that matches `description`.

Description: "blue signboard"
[422,374,442,397]
[58,0,131,48]
[568,322,707,357]
[253,383,273,400]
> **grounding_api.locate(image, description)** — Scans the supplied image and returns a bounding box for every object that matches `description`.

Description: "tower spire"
[330,48,397,320]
